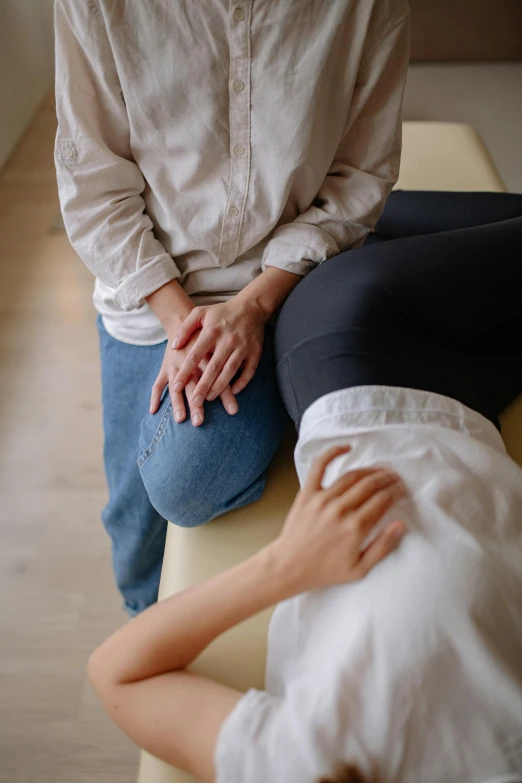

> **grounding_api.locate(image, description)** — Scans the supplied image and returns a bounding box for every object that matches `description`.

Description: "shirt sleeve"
[261,6,411,278]
[214,685,360,783]
[54,0,181,311]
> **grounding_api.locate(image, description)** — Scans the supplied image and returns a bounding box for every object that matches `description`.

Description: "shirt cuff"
[262,223,340,276]
[112,255,181,311]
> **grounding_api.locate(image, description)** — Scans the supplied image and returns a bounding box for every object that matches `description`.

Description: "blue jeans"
[97,316,288,615]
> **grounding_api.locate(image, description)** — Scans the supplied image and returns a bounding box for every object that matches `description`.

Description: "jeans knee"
[139,456,213,526]
[137,369,284,526]
[139,440,268,527]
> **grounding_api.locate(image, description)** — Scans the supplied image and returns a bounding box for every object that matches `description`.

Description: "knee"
[140,451,267,527]
[138,447,218,526]
[138,416,267,527]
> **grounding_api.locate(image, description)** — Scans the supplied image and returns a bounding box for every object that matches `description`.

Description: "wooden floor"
[0,95,138,781]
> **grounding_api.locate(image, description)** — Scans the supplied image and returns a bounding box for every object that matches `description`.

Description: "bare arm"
[88,547,296,782]
[234,265,304,319]
[145,279,194,335]
[88,447,407,781]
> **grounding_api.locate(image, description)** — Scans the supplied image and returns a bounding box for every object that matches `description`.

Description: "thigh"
[374,190,522,240]
[276,214,522,427]
[277,215,522,353]
[138,326,289,527]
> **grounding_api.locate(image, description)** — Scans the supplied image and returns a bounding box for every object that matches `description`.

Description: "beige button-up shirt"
[54,0,410,345]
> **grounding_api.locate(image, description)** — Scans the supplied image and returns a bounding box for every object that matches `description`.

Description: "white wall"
[0,0,55,171]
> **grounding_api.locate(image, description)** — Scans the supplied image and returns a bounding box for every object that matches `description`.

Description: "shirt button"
[233,7,245,21]
[228,206,239,217]
[234,145,245,156]
[233,80,245,92]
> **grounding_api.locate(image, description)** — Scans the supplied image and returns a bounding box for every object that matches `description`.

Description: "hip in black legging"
[275,191,522,432]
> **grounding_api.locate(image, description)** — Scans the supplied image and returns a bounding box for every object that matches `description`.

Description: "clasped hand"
[150,299,268,426]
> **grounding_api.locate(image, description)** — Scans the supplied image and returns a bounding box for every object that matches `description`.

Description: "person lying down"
[87,191,522,783]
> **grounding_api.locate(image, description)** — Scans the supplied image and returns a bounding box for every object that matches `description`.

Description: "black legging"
[275,191,522,432]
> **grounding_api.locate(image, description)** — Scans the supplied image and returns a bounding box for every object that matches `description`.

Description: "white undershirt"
[216,386,522,783]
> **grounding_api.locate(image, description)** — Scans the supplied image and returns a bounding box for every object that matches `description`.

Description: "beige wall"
[410,0,522,62]
[0,0,55,171]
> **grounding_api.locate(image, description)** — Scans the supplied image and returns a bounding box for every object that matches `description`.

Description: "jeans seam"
[137,399,173,468]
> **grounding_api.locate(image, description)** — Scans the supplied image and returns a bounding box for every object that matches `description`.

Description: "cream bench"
[138,122,522,783]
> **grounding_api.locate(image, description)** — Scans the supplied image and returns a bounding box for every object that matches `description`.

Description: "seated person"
[87,191,522,783]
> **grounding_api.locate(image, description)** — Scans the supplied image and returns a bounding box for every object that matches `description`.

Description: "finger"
[172,308,205,351]
[353,521,407,579]
[219,385,238,416]
[338,469,402,512]
[305,445,352,493]
[230,352,261,395]
[198,354,238,414]
[150,371,168,414]
[348,481,407,540]
[169,384,186,423]
[186,376,204,427]
[206,350,244,401]
[172,333,215,393]
[191,349,230,407]
[324,467,387,500]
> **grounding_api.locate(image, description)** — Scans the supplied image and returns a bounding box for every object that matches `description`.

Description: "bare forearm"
[235,265,302,319]
[145,279,194,334]
[89,544,298,686]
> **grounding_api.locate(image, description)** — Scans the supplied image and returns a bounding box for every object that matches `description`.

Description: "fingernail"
[392,523,406,538]
[175,410,184,422]
[227,403,238,415]
[173,382,183,392]
[192,414,203,426]
[207,391,216,401]
[193,395,203,407]
[172,338,179,349]
[150,407,154,415]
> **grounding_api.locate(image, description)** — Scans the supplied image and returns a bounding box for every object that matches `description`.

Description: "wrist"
[232,289,272,323]
[145,280,194,336]
[163,308,191,338]
[253,542,308,602]
[235,266,302,320]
